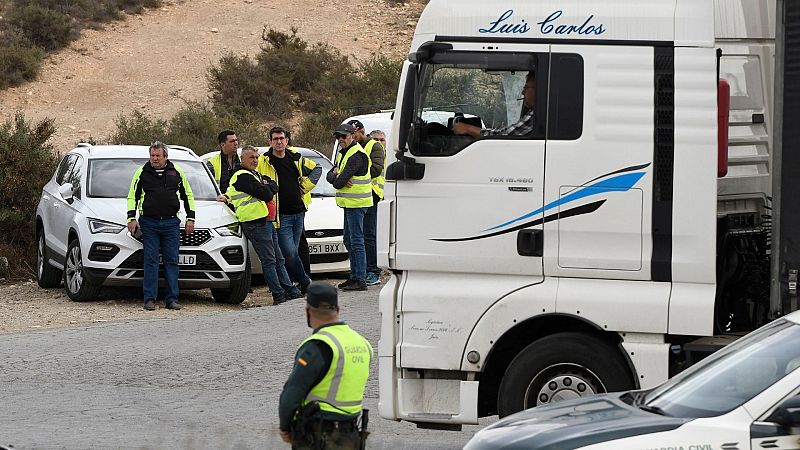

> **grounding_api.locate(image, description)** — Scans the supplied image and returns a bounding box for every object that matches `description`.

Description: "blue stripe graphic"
[484,172,646,232]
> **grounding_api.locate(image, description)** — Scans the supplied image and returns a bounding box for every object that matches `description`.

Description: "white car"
[35,144,251,303]
[465,310,800,450]
[200,147,349,274]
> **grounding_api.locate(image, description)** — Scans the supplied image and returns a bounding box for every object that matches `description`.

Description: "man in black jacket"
[126,142,196,311]
[218,145,302,304]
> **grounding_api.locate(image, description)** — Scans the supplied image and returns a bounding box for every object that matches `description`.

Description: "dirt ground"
[0,0,424,151]
[0,0,421,334]
[0,276,354,334]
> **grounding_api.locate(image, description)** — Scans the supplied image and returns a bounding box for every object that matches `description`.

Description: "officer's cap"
[333,123,356,137]
[306,282,338,310]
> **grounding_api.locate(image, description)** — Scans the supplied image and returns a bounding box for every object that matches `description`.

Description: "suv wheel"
[211,260,251,304]
[64,238,100,302]
[37,230,62,288]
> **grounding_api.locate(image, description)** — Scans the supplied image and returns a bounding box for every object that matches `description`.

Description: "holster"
[291,402,322,448]
[358,409,370,450]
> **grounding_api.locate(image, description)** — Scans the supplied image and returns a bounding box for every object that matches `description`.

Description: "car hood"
[85,198,237,228]
[306,196,344,230]
[465,393,691,450]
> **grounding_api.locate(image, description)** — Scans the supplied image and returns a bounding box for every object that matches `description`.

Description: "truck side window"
[548,53,584,140]
[408,51,546,157]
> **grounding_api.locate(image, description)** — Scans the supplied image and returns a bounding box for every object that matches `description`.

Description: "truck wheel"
[212,260,251,304]
[64,239,100,302]
[37,230,62,288]
[497,332,634,417]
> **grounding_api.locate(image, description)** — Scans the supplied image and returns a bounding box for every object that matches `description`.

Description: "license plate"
[159,254,196,265]
[309,243,343,254]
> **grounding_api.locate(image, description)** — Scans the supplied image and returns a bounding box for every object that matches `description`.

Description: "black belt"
[143,215,177,220]
[316,419,357,432]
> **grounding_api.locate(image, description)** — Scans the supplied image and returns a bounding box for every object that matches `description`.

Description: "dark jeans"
[299,230,311,277]
[242,221,298,299]
[139,216,180,304]
[278,213,311,286]
[342,207,367,282]
[363,202,379,276]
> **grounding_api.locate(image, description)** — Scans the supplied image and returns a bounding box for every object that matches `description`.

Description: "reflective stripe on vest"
[301,325,372,415]
[226,169,268,222]
[363,139,385,200]
[209,153,222,185]
[334,143,373,208]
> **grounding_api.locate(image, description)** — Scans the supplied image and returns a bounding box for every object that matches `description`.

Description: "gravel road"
[0,277,494,449]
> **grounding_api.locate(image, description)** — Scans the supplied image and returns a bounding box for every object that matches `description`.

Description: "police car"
[465,310,800,450]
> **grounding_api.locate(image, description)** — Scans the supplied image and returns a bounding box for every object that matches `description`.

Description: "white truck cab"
[378,0,776,429]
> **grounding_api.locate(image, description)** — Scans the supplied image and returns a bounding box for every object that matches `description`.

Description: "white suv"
[35,144,251,303]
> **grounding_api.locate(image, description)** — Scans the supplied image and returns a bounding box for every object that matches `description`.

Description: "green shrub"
[107,104,267,156]
[0,31,45,89]
[0,112,58,279]
[8,4,79,51]
[208,54,291,120]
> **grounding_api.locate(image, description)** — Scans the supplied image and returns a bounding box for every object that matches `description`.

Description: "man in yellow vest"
[346,119,386,286]
[326,123,372,291]
[206,130,240,193]
[218,146,302,304]
[279,282,372,449]
[257,126,321,294]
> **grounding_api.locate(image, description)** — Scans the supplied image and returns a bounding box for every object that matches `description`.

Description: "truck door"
[392,47,550,279]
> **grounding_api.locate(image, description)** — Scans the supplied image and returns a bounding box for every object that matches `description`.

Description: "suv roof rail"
[168,144,198,157]
[76,142,93,154]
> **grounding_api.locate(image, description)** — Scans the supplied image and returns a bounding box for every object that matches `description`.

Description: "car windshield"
[88,159,219,200]
[309,156,336,197]
[644,319,800,418]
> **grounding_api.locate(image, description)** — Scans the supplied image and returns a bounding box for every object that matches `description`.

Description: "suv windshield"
[309,156,336,197]
[88,159,219,200]
[644,319,800,418]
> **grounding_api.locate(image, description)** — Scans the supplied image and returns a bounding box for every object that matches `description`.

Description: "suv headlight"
[88,218,125,234]
[214,223,242,237]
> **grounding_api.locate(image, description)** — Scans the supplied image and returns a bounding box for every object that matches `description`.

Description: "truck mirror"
[765,395,800,428]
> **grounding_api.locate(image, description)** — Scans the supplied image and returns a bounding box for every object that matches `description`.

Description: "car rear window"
[88,159,218,200]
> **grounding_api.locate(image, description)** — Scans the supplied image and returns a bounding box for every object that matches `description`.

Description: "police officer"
[278,282,373,449]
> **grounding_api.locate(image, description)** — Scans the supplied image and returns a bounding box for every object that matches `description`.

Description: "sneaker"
[365,273,380,286]
[144,300,156,311]
[166,302,182,310]
[286,290,304,300]
[300,282,310,295]
[337,279,355,289]
[341,280,367,291]
[272,294,287,305]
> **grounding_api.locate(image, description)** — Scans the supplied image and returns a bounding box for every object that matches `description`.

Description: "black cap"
[333,123,356,136]
[306,282,338,310]
[347,119,365,130]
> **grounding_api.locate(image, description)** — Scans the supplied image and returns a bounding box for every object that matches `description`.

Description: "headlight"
[214,223,242,237]
[88,218,125,234]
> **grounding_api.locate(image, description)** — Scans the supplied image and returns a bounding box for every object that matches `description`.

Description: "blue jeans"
[363,202,379,276]
[342,207,367,282]
[242,221,298,299]
[139,216,180,304]
[277,213,311,286]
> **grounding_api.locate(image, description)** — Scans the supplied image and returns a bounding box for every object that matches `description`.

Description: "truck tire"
[497,332,634,418]
[211,260,251,304]
[64,238,100,302]
[37,230,62,288]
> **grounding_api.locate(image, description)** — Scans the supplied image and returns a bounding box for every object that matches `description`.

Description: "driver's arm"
[453,122,481,138]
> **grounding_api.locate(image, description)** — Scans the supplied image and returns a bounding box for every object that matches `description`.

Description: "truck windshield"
[644,319,800,418]
[409,51,542,156]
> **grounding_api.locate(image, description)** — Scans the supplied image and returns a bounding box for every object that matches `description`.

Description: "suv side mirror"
[766,395,800,427]
[58,183,74,203]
